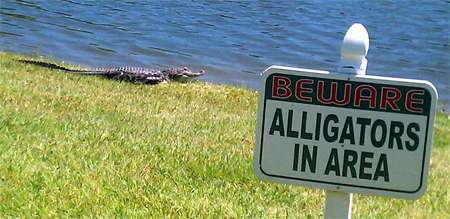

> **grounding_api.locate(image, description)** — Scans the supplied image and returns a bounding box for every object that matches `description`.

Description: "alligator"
[17,60,205,84]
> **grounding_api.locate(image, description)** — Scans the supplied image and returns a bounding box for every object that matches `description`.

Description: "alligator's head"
[163,67,205,82]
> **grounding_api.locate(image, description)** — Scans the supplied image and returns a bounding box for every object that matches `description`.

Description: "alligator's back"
[17,60,166,84]
[17,59,205,84]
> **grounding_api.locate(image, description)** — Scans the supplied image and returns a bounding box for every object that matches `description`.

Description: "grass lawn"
[0,51,449,218]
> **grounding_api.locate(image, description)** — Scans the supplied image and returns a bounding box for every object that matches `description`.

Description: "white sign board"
[254,66,438,200]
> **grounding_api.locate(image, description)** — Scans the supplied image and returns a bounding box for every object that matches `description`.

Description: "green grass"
[0,51,449,218]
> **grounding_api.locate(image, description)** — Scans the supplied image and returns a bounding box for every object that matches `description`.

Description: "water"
[1,0,449,110]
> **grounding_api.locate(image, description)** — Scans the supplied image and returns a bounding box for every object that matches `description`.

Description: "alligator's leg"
[127,73,163,84]
[111,71,133,82]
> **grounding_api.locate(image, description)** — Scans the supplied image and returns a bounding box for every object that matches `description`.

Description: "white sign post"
[325,23,369,219]
[253,23,438,218]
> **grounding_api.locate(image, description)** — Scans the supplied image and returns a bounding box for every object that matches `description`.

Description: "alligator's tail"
[16,60,110,75]
[16,60,74,71]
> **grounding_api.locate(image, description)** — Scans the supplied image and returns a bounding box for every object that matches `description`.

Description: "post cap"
[338,23,369,75]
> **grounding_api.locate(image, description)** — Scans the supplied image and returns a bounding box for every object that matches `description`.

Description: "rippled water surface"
[1,0,449,108]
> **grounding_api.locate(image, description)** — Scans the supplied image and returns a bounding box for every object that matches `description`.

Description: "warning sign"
[253,66,438,200]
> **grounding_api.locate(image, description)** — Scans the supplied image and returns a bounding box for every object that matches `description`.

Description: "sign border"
[253,66,438,200]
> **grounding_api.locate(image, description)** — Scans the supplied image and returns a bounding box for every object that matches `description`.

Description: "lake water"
[1,0,449,110]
